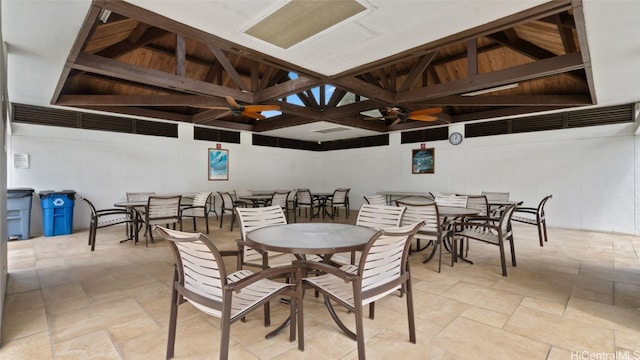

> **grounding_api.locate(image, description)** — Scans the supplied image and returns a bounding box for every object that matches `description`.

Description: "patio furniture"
[453,203,518,276]
[512,195,552,246]
[141,195,182,246]
[180,191,212,234]
[299,222,422,360]
[81,197,138,251]
[153,226,302,360]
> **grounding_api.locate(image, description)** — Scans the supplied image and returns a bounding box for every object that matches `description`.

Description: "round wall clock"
[449,132,463,145]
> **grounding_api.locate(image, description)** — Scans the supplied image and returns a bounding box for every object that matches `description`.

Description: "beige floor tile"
[53,330,121,360]
[429,317,549,359]
[3,218,639,359]
[504,305,615,354]
[0,331,54,360]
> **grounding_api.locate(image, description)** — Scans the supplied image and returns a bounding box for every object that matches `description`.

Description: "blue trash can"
[7,188,35,240]
[39,190,76,237]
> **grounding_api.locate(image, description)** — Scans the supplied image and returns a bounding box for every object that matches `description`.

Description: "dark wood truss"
[51,0,594,134]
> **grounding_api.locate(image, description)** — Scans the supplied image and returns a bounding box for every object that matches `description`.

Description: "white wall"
[7,120,639,235]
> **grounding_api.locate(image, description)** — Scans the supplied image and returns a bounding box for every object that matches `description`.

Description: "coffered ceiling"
[4,0,640,142]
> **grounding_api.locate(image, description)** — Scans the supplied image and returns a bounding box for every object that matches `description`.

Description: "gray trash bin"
[7,188,35,240]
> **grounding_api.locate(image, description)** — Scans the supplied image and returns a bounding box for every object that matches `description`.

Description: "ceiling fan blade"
[410,107,443,116]
[242,110,266,120]
[244,104,280,112]
[363,116,384,121]
[225,96,240,109]
[409,114,439,121]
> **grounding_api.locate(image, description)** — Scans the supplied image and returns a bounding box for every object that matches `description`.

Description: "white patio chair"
[153,226,302,360]
[300,222,423,360]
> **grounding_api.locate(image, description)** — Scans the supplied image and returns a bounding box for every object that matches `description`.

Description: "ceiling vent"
[311,126,352,134]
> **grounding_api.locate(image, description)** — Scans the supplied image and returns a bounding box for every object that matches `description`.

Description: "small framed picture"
[208,148,229,180]
[412,148,434,174]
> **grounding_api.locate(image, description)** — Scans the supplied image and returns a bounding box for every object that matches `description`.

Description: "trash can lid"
[7,188,35,197]
[38,190,76,200]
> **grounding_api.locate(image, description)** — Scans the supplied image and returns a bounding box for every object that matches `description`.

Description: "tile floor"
[2,211,640,359]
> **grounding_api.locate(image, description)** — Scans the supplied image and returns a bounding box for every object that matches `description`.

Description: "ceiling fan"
[198,96,280,120]
[364,106,443,125]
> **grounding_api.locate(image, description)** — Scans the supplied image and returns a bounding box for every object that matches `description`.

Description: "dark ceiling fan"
[364,106,443,125]
[198,96,280,120]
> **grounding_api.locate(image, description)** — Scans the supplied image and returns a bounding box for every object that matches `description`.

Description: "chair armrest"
[95,208,131,216]
[514,207,537,214]
[454,221,500,232]
[219,249,240,257]
[236,240,266,255]
[225,264,300,292]
[464,216,496,222]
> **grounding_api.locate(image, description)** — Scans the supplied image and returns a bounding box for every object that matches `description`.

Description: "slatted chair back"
[217,191,238,231]
[396,200,449,272]
[188,192,211,217]
[435,194,468,208]
[357,222,423,301]
[363,194,386,205]
[286,189,298,222]
[329,188,350,219]
[466,195,489,217]
[154,225,300,360]
[270,191,290,209]
[235,205,293,269]
[301,222,422,360]
[181,192,212,233]
[356,204,406,230]
[296,188,312,206]
[481,191,510,202]
[146,195,182,226]
[126,192,155,201]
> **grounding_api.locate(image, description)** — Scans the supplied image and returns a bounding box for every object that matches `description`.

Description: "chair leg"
[354,303,366,360]
[192,218,197,232]
[405,278,417,344]
[542,220,549,243]
[220,293,233,360]
[498,239,507,276]
[204,215,210,234]
[537,221,544,246]
[167,273,179,359]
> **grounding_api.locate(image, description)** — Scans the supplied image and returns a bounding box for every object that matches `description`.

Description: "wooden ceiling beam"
[330,76,396,104]
[95,27,169,58]
[253,76,324,103]
[207,45,248,91]
[399,52,438,91]
[56,94,228,107]
[396,52,584,103]
[70,52,252,102]
[410,94,591,107]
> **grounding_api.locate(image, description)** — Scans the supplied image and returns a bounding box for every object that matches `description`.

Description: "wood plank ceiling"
[52,0,593,134]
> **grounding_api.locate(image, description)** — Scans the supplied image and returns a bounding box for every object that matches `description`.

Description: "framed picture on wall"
[208,148,229,180]
[412,148,435,174]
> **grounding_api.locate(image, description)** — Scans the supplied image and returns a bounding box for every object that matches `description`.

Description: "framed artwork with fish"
[412,148,434,174]
[208,148,229,180]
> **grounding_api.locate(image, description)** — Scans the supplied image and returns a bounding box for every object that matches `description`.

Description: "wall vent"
[12,103,178,138]
[194,126,241,144]
[465,104,633,138]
